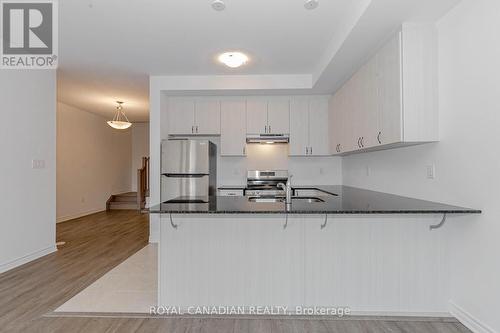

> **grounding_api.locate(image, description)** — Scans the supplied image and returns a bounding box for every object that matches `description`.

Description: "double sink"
[248,196,325,203]
[248,189,335,204]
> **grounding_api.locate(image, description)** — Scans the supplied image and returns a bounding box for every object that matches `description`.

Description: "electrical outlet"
[32,159,45,169]
[426,164,435,179]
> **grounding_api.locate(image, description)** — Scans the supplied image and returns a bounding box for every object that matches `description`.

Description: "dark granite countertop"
[218,186,246,190]
[149,185,481,215]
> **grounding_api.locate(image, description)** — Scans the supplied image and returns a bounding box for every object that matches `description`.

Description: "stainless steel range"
[245,170,289,199]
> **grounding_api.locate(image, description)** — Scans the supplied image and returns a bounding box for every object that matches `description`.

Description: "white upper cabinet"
[246,99,268,134]
[330,23,438,155]
[377,33,403,145]
[357,56,379,149]
[246,97,290,134]
[267,98,290,134]
[290,96,329,156]
[220,100,247,156]
[289,97,310,156]
[308,97,330,156]
[195,99,220,135]
[168,99,195,135]
[168,98,221,135]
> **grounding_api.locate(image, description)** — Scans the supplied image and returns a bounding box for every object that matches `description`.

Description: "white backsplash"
[208,138,342,186]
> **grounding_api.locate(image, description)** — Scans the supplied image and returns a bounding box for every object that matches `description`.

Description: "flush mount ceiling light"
[212,0,225,11]
[107,101,132,130]
[304,0,319,10]
[218,52,249,68]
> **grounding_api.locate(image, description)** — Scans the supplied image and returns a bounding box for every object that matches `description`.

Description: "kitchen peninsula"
[150,186,480,315]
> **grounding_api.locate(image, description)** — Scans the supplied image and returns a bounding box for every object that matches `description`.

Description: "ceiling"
[57,0,460,122]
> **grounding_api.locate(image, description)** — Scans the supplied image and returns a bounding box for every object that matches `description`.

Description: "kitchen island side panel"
[159,214,449,315]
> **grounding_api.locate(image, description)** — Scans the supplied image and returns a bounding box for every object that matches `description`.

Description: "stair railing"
[137,156,150,211]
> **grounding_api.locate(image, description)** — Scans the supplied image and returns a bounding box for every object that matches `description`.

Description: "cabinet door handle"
[196,126,199,133]
[377,131,382,144]
[310,147,313,155]
[361,137,364,148]
[305,147,308,155]
[269,125,271,133]
[192,126,194,134]
[357,137,361,148]
[265,125,267,133]
[243,146,246,155]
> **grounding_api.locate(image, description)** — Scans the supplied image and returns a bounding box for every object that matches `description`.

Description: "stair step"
[113,195,137,203]
[116,192,137,197]
[109,202,138,210]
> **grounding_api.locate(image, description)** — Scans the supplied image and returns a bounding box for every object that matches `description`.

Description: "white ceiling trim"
[151,74,313,94]
[312,0,373,85]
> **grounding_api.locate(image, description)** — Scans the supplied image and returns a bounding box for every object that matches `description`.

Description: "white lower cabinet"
[330,23,438,155]
[290,96,330,156]
[220,99,247,156]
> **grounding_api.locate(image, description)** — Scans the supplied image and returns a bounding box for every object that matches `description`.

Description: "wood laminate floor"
[0,210,471,333]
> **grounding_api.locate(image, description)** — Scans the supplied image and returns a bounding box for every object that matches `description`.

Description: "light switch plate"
[426,164,435,179]
[32,159,46,169]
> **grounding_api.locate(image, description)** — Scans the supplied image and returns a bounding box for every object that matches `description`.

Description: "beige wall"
[131,123,150,192]
[56,102,132,222]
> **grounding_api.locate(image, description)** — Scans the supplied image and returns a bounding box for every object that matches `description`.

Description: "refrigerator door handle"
[163,173,208,178]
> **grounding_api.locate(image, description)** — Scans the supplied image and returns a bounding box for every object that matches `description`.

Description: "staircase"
[106,156,150,213]
[106,192,138,210]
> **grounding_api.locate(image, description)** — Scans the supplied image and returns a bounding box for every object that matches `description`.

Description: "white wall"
[56,102,132,222]
[0,70,57,273]
[131,123,150,192]
[342,0,500,331]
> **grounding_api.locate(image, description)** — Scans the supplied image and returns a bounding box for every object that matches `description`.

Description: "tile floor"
[55,244,157,313]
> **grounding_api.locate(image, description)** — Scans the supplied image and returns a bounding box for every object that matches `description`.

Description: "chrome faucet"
[278,175,293,205]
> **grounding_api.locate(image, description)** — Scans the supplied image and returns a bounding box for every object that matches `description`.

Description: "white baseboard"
[57,208,104,223]
[149,232,159,243]
[350,310,451,318]
[0,245,57,274]
[149,215,159,243]
[449,301,497,333]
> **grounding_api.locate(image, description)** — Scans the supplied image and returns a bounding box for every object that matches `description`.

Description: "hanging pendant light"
[107,101,132,130]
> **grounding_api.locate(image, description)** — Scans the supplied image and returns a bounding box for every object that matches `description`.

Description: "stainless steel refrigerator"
[161,139,217,203]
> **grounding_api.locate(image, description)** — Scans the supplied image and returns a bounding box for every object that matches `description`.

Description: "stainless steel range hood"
[246,134,289,144]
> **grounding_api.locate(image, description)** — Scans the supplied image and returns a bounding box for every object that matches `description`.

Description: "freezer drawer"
[161,175,210,203]
[162,140,210,175]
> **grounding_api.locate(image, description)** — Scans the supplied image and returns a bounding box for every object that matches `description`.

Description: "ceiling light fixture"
[304,0,319,10]
[212,0,225,11]
[218,52,249,68]
[107,101,132,130]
